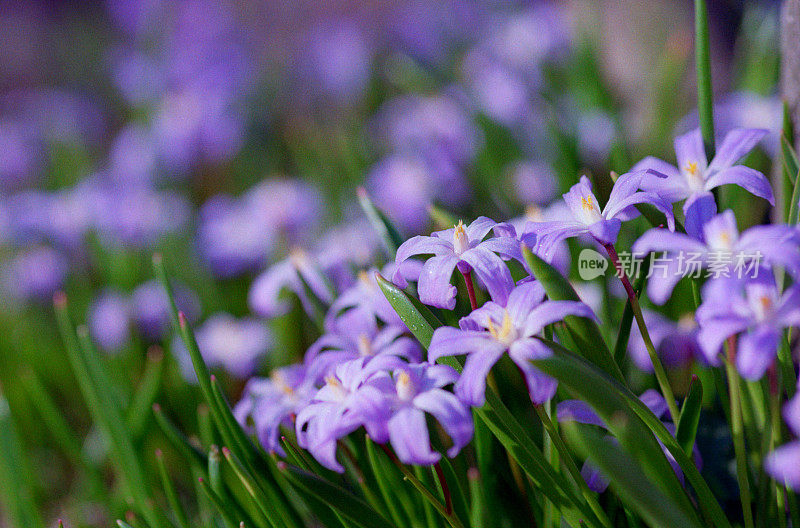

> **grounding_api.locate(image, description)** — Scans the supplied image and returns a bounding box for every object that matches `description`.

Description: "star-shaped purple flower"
[696,273,800,379]
[428,281,595,406]
[632,210,800,304]
[632,127,771,237]
[526,170,674,249]
[393,217,522,309]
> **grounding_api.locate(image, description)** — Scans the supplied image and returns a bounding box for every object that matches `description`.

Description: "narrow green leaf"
[562,421,702,528]
[428,204,459,230]
[522,247,624,383]
[126,347,164,439]
[467,469,489,528]
[375,273,442,348]
[0,396,44,528]
[782,133,799,188]
[152,403,208,469]
[358,187,405,257]
[364,436,415,528]
[695,0,715,161]
[279,463,398,528]
[155,449,190,528]
[198,477,242,528]
[676,375,703,456]
[532,340,731,528]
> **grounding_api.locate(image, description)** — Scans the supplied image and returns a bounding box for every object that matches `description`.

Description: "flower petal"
[428,327,503,363]
[683,192,718,241]
[632,228,707,255]
[765,442,800,488]
[466,216,498,241]
[417,254,459,309]
[736,327,779,380]
[704,166,774,205]
[557,400,604,427]
[697,316,749,364]
[707,128,768,173]
[388,407,440,465]
[455,348,506,407]
[413,389,474,457]
[460,246,515,306]
[522,300,596,337]
[674,128,707,175]
[508,340,557,404]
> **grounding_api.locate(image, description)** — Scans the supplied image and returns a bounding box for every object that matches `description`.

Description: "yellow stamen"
[357,334,372,356]
[396,370,415,400]
[271,371,295,395]
[581,195,594,211]
[487,310,515,344]
[685,161,698,175]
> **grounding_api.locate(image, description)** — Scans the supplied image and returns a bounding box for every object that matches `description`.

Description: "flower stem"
[433,462,453,516]
[604,243,680,421]
[378,445,465,528]
[724,337,754,528]
[461,270,478,310]
[534,405,614,528]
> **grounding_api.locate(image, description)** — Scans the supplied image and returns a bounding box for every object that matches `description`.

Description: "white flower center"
[396,371,416,401]
[452,220,470,255]
[577,194,602,225]
[684,161,705,192]
[487,310,518,347]
[325,375,348,401]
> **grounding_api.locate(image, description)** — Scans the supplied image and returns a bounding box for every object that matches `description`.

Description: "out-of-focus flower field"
[0,1,796,527]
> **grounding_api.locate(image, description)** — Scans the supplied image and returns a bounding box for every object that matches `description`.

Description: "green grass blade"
[562,421,702,528]
[126,348,164,439]
[522,247,624,383]
[357,187,405,257]
[155,449,190,528]
[375,273,443,348]
[695,0,716,161]
[0,395,44,528]
[676,375,704,456]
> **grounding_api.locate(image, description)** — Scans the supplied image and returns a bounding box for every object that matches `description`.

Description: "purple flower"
[367,153,470,234]
[2,246,68,302]
[510,161,557,206]
[393,217,522,309]
[696,274,800,379]
[193,314,272,378]
[428,281,595,406]
[632,128,771,237]
[244,180,322,245]
[366,362,473,466]
[632,210,800,304]
[234,364,315,456]
[306,316,421,384]
[313,219,381,292]
[325,261,422,330]
[765,391,800,488]
[130,279,200,342]
[628,310,702,372]
[527,171,674,248]
[298,359,472,470]
[558,390,698,492]
[94,187,190,248]
[88,290,131,353]
[249,250,334,319]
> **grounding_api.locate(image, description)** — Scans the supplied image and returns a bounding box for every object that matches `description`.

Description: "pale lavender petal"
[455,349,506,407]
[631,156,681,184]
[508,340,557,404]
[775,285,800,327]
[460,246,515,306]
[784,393,800,436]
[413,389,474,456]
[466,216,498,241]
[646,257,685,305]
[588,218,622,245]
[736,327,779,380]
[418,254,459,309]
[697,317,750,364]
[388,407,440,465]
[674,129,707,174]
[525,220,589,242]
[632,229,707,255]
[708,128,768,173]
[704,166,774,205]
[604,191,674,232]
[557,400,604,427]
[765,442,800,488]
[684,192,718,241]
[395,235,453,264]
[478,236,523,262]
[505,281,546,328]
[428,327,504,363]
[522,300,596,337]
[639,389,669,419]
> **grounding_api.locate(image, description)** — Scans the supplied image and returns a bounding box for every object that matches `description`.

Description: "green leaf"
[467,469,489,528]
[613,254,652,365]
[676,375,704,456]
[280,463,398,528]
[0,396,44,528]
[375,272,443,348]
[152,404,208,469]
[126,348,164,439]
[562,421,702,528]
[532,339,732,528]
[155,449,191,528]
[782,133,799,188]
[695,0,715,161]
[198,476,244,528]
[428,204,459,230]
[522,247,624,383]
[364,436,415,527]
[358,187,405,257]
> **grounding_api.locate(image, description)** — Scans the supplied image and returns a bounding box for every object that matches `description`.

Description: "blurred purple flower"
[249,250,333,319]
[697,274,800,380]
[367,153,469,233]
[130,279,200,342]
[107,124,159,186]
[462,49,531,127]
[633,210,800,304]
[94,187,190,248]
[628,310,701,372]
[2,246,68,302]
[511,161,557,206]
[193,313,272,378]
[313,219,380,291]
[633,128,770,238]
[393,217,521,309]
[765,391,800,488]
[0,119,42,190]
[528,171,674,248]
[429,281,595,406]
[244,179,322,244]
[88,290,131,353]
[234,364,315,456]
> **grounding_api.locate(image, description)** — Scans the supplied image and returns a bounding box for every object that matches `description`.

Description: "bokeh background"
[0,0,783,525]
